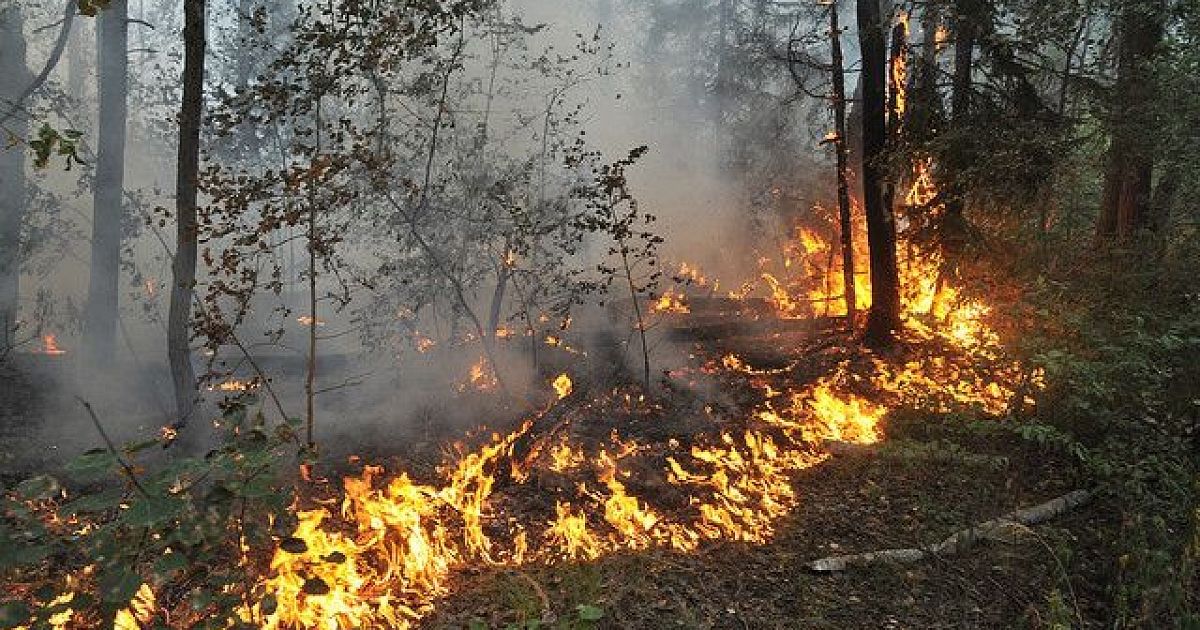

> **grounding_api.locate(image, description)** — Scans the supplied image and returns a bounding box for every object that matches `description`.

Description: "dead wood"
[805,489,1093,572]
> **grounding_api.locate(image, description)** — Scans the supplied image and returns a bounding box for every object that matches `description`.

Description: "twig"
[805,489,1094,572]
[76,397,151,498]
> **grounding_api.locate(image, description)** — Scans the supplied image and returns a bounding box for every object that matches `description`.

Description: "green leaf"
[0,600,31,628]
[123,495,186,527]
[15,475,61,501]
[153,551,189,578]
[100,566,143,604]
[66,448,118,480]
[63,487,125,516]
[576,604,604,622]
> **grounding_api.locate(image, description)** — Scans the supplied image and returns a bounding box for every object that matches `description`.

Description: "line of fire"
[1,0,1197,628]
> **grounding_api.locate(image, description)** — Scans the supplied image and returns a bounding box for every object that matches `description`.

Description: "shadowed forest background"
[0,0,1198,628]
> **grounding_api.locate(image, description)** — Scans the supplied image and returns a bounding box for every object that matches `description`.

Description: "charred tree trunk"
[0,6,30,350]
[1096,0,1166,244]
[168,0,206,426]
[857,0,901,345]
[829,1,856,322]
[907,4,942,141]
[942,0,977,255]
[84,0,129,364]
[884,15,908,214]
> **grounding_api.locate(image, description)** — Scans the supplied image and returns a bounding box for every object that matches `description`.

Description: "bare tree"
[84,0,129,363]
[857,0,900,345]
[0,5,31,351]
[168,0,207,425]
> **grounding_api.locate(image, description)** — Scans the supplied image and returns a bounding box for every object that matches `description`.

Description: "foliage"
[0,403,298,628]
[1012,268,1200,626]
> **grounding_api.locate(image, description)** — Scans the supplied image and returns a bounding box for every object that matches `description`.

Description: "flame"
[113,583,156,630]
[297,316,327,327]
[552,373,573,399]
[38,334,66,356]
[457,357,498,393]
[210,378,258,393]
[652,290,690,314]
[804,381,884,445]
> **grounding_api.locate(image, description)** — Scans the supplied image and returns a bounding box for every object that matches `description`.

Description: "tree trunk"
[84,0,128,364]
[884,15,908,214]
[906,4,942,141]
[829,1,856,323]
[168,0,206,426]
[67,13,86,100]
[1096,0,1166,244]
[942,0,976,256]
[0,5,30,350]
[857,0,901,345]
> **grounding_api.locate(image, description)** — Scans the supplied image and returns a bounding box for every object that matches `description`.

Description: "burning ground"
[0,228,1117,629]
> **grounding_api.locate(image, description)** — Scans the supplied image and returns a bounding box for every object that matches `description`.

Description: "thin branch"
[0,0,76,126]
[76,397,151,498]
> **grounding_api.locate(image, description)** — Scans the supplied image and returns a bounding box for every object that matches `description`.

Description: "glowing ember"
[37,334,66,356]
[552,373,573,399]
[297,316,326,327]
[457,357,498,393]
[652,290,691,314]
[209,378,259,393]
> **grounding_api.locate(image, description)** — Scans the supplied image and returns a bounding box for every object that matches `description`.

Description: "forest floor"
[419,321,1111,629]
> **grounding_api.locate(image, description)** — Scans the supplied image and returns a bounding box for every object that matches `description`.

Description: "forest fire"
[35,334,66,356]
[652,290,691,314]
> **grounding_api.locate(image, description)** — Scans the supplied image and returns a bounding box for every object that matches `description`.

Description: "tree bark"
[0,5,30,350]
[942,0,977,256]
[168,0,206,426]
[1096,0,1166,244]
[857,0,901,345]
[829,1,856,322]
[84,0,129,364]
[884,15,908,214]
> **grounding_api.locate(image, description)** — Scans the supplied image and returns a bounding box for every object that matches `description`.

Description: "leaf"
[0,542,51,569]
[576,604,604,621]
[153,551,189,578]
[123,495,186,527]
[15,475,61,501]
[66,449,118,480]
[100,567,143,604]
[60,487,119,516]
[279,537,308,554]
[0,600,31,628]
[301,577,330,596]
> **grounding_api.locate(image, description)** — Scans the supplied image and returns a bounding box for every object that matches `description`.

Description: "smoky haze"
[2,0,834,468]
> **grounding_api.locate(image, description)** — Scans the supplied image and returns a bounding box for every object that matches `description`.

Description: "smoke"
[3,0,834,470]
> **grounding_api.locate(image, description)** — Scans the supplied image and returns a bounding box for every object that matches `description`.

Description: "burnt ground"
[417,309,1113,630]
[422,434,1109,629]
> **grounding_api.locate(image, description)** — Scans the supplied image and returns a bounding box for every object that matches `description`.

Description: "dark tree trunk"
[942,0,977,255]
[84,0,128,363]
[168,0,206,425]
[829,1,856,322]
[884,16,908,214]
[1097,0,1166,244]
[907,4,942,140]
[858,0,901,344]
[0,6,30,350]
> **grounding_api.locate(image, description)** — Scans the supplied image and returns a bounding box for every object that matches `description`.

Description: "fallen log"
[805,489,1093,572]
